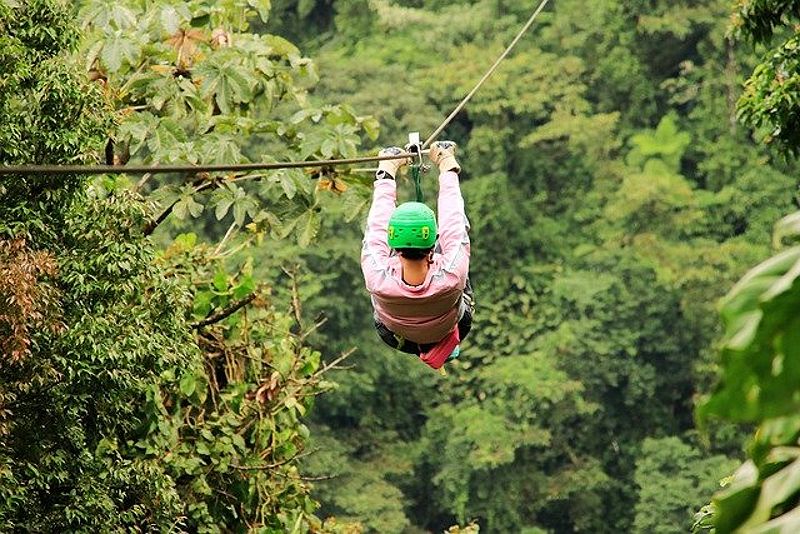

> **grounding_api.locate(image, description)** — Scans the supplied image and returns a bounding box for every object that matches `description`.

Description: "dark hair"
[396,247,433,260]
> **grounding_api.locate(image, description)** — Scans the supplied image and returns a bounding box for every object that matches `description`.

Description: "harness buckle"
[407,132,429,174]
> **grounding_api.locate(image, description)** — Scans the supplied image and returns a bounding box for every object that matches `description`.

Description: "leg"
[457,277,475,341]
[374,318,421,355]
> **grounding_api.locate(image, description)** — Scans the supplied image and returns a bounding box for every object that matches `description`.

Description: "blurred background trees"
[2,0,800,532]
[261,0,800,531]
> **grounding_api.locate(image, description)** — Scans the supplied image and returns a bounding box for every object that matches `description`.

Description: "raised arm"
[429,142,470,270]
[436,171,470,260]
[361,147,409,290]
[361,178,397,270]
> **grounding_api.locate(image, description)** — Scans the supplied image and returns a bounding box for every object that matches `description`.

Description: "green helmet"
[387,202,437,249]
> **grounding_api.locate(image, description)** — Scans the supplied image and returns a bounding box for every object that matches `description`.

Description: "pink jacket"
[361,171,470,347]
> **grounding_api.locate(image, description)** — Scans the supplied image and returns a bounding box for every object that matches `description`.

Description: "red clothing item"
[419,327,460,369]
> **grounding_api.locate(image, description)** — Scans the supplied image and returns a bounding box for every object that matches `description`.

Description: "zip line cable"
[0,152,425,176]
[0,0,550,177]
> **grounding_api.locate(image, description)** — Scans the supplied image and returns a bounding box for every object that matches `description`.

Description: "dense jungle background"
[2,0,800,532]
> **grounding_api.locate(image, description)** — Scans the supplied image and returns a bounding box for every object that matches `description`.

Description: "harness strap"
[411,163,424,203]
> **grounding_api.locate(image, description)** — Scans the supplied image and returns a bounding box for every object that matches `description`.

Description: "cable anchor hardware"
[407,132,428,202]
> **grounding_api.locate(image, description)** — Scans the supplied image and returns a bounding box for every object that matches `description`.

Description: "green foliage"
[731,0,800,43]
[697,226,800,532]
[734,0,800,152]
[626,115,692,171]
[701,245,800,422]
[79,0,377,243]
[693,6,800,529]
[142,238,345,531]
[304,428,411,532]
[257,0,800,531]
[145,0,800,529]
[0,0,109,207]
[737,32,800,152]
[0,3,194,528]
[423,352,595,528]
[7,0,800,531]
[633,437,738,533]
[1,2,358,530]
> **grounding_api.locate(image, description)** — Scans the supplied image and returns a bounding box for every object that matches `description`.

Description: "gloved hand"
[375,146,410,180]
[428,141,460,173]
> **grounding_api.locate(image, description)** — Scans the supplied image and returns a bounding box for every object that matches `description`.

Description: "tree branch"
[283,266,303,326]
[233,448,317,471]
[299,315,328,342]
[214,222,237,256]
[133,172,152,193]
[144,199,179,236]
[319,347,357,374]
[299,473,338,482]
[192,292,257,329]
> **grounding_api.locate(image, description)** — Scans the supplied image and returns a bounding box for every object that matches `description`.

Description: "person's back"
[361,142,473,368]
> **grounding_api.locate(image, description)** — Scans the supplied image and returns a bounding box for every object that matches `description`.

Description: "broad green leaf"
[742,458,800,529]
[247,0,271,22]
[765,447,800,465]
[320,138,336,158]
[263,34,300,58]
[180,373,196,396]
[173,195,203,220]
[275,170,297,199]
[289,108,317,125]
[739,248,800,282]
[714,461,760,532]
[725,311,762,351]
[100,30,141,73]
[213,271,227,292]
[297,424,310,439]
[160,5,182,34]
[117,113,157,157]
[196,54,256,115]
[720,278,778,327]
[296,209,320,247]
[232,434,246,451]
[759,417,800,449]
[761,257,800,302]
[232,194,259,226]
[199,134,244,164]
[745,505,800,534]
[215,197,234,220]
[723,248,800,313]
[149,117,189,156]
[774,212,800,247]
[193,290,213,317]
[175,77,209,116]
[187,198,204,218]
[82,1,137,30]
[233,275,255,299]
[361,116,380,140]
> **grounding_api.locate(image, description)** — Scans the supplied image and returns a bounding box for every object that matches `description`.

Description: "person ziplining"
[0,0,551,372]
[361,141,474,370]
